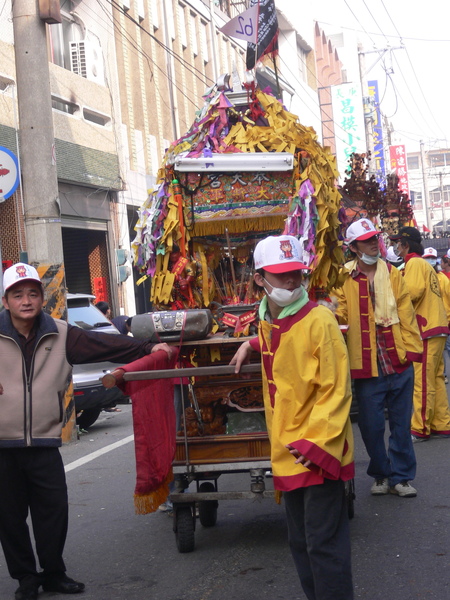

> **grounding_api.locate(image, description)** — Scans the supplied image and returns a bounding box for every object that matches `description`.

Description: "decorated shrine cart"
[161,334,272,555]
[128,78,353,552]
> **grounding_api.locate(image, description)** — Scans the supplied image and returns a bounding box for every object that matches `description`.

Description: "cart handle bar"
[102,363,261,388]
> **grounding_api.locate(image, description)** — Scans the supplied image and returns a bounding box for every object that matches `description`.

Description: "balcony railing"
[213,0,251,19]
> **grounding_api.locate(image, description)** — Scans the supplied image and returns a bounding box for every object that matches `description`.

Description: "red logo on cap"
[361,220,371,232]
[280,240,293,259]
[16,265,27,278]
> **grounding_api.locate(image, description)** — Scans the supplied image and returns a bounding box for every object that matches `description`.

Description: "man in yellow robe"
[231,235,354,600]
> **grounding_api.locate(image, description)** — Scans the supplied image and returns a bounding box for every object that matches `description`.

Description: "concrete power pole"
[420,141,433,232]
[12,1,75,441]
[12,1,66,310]
[440,171,446,233]
[358,44,375,175]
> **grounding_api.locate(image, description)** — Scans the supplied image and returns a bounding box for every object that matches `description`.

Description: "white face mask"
[262,278,305,307]
[425,258,437,267]
[359,251,380,265]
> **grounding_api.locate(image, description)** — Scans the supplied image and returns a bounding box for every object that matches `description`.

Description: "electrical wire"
[107,0,215,89]
[389,50,444,140]
[362,0,389,45]
[342,0,377,48]
[315,19,450,43]
[379,0,402,39]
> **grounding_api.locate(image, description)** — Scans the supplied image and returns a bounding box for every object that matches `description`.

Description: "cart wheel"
[345,479,355,520]
[175,506,195,553]
[198,482,218,528]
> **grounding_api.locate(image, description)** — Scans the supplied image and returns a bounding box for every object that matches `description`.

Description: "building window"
[167,1,175,41]
[83,108,111,126]
[179,4,187,49]
[407,156,420,170]
[429,153,445,168]
[48,1,83,70]
[136,0,145,21]
[52,95,79,115]
[151,0,159,29]
[200,20,209,64]
[410,190,423,211]
[190,12,198,57]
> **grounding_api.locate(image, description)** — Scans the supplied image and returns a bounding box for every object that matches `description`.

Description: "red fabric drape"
[119,350,179,514]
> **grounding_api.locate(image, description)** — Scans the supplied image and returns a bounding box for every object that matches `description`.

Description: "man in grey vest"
[0,263,171,600]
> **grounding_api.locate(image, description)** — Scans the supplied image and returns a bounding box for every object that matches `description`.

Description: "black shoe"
[42,574,85,594]
[15,575,40,600]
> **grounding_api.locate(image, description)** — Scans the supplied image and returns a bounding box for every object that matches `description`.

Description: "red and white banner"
[389,145,410,197]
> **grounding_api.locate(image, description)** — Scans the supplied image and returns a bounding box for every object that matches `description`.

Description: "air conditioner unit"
[70,40,105,85]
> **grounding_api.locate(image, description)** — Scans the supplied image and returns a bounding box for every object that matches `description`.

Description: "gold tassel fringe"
[134,469,173,515]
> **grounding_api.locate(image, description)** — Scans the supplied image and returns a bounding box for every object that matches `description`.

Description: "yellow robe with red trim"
[402,256,448,339]
[334,260,423,378]
[437,271,450,323]
[256,302,354,492]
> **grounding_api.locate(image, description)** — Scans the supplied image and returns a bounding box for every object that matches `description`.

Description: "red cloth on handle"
[119,349,179,514]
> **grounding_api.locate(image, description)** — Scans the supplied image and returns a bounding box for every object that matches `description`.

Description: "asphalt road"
[1,405,449,600]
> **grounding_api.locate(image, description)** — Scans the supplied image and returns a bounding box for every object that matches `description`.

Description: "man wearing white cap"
[231,235,354,600]
[0,263,171,600]
[386,246,404,269]
[335,219,422,499]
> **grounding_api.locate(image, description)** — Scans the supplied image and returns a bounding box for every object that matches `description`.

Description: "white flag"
[219,5,258,43]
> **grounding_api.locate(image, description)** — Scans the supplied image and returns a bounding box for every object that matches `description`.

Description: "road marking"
[64,434,135,473]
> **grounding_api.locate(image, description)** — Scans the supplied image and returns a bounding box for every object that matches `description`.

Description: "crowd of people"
[232,221,450,600]
[1,219,449,600]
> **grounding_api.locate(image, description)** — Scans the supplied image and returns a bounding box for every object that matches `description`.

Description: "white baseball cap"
[423,247,437,258]
[254,235,309,273]
[386,247,402,264]
[446,249,450,259]
[3,263,42,293]
[345,219,379,244]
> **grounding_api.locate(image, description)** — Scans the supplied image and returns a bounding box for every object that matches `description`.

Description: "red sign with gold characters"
[389,145,410,197]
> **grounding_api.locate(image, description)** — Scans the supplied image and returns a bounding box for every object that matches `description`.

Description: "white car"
[67,293,128,429]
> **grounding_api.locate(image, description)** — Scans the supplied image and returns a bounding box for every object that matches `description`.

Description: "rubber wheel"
[198,482,218,528]
[345,479,355,520]
[76,408,101,429]
[175,507,195,553]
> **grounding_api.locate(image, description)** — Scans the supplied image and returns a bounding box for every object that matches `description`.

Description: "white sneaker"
[390,482,417,497]
[371,478,389,495]
[158,500,173,512]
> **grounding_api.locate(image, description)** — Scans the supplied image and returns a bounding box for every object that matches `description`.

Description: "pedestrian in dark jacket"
[0,263,171,600]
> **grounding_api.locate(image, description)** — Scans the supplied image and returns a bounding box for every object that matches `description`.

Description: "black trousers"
[284,479,354,600]
[0,447,68,581]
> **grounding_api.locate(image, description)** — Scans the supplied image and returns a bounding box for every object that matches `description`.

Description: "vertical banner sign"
[246,0,279,70]
[368,80,385,182]
[331,83,366,181]
[389,145,410,197]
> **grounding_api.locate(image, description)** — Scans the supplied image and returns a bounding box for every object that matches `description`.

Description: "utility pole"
[12,1,75,441]
[420,140,433,232]
[359,45,404,177]
[12,1,65,308]
[358,44,375,175]
[440,171,446,233]
[383,114,392,146]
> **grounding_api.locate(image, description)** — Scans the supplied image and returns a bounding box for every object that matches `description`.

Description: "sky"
[277,0,450,155]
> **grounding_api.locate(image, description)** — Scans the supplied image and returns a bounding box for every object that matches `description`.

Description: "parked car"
[67,293,129,429]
